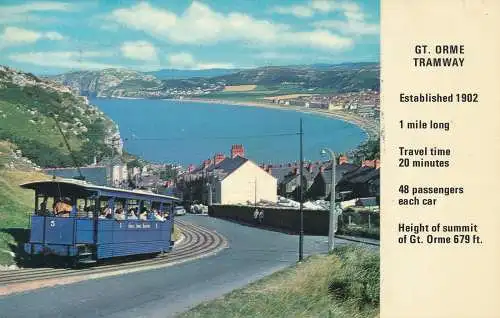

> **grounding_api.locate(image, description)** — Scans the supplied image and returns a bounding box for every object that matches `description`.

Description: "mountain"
[210,63,380,92]
[0,65,119,168]
[48,62,379,99]
[146,68,240,80]
[49,68,162,98]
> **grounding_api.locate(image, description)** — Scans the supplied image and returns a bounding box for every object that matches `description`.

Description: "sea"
[92,98,368,166]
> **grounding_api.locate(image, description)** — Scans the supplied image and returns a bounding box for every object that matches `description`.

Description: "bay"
[92,98,368,166]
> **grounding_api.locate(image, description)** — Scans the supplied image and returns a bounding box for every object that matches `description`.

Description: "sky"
[0,0,379,75]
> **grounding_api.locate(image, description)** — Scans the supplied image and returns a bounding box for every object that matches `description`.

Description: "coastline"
[164,97,380,140]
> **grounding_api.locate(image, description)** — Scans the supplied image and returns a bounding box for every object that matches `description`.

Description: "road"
[0,215,378,318]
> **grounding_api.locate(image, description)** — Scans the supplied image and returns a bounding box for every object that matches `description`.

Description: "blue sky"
[0,0,379,75]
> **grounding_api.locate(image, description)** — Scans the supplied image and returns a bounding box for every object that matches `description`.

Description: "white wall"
[219,160,277,205]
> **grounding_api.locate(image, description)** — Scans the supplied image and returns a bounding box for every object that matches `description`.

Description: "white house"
[211,156,277,205]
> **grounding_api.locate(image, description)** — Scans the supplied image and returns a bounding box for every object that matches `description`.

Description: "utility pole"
[299,118,304,262]
[321,148,337,252]
[254,177,257,207]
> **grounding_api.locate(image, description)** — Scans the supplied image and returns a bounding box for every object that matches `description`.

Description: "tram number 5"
[50,220,56,227]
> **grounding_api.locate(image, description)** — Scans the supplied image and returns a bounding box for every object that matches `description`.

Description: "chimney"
[362,160,376,168]
[203,159,211,169]
[292,167,298,175]
[375,159,380,169]
[231,144,245,158]
[320,165,325,172]
[215,153,225,165]
[308,164,314,173]
[267,167,272,174]
[338,155,348,165]
[188,164,195,173]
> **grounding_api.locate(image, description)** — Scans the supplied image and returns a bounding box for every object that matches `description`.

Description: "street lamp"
[321,148,336,252]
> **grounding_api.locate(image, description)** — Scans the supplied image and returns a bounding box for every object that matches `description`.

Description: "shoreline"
[164,97,379,140]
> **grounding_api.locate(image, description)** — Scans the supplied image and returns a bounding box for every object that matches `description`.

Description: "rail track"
[0,219,227,295]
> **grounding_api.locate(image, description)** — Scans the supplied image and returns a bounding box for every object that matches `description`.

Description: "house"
[336,166,380,200]
[210,156,277,205]
[278,167,316,201]
[306,161,359,200]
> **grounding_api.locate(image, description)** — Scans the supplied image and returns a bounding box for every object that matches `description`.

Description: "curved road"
[0,215,378,318]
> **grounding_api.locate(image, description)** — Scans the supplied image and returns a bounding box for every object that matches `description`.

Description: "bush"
[328,246,380,307]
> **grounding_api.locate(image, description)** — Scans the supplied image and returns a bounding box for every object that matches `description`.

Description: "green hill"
[49,63,380,99]
[0,65,117,168]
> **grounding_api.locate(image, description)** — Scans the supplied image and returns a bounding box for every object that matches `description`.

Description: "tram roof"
[20,178,181,202]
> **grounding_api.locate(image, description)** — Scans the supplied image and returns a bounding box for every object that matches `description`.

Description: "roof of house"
[210,156,249,180]
[270,167,293,183]
[340,167,379,184]
[281,169,314,185]
[319,163,360,184]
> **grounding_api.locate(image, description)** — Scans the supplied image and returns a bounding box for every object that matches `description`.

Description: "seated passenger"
[98,209,107,219]
[139,208,148,221]
[153,210,164,222]
[103,206,113,219]
[54,198,72,217]
[38,197,48,215]
[54,198,73,217]
[127,208,138,220]
[115,208,125,220]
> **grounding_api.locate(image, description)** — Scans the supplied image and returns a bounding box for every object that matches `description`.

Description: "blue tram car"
[21,178,181,266]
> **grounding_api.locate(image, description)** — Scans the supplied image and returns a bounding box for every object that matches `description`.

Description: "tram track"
[0,219,228,295]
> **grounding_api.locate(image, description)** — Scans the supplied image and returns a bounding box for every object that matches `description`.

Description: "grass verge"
[0,143,49,265]
[178,245,379,318]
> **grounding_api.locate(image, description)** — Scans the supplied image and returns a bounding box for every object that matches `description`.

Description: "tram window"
[76,199,88,218]
[98,198,113,219]
[35,196,52,215]
[113,199,126,220]
[86,199,97,218]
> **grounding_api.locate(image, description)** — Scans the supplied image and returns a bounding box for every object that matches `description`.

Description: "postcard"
[0,1,497,317]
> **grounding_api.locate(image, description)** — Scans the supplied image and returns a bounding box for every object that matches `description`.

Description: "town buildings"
[178,144,380,208]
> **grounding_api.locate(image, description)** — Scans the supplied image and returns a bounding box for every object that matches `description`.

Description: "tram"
[22,178,181,266]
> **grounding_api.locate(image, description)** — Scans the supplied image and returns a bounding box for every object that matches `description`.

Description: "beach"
[167,97,380,140]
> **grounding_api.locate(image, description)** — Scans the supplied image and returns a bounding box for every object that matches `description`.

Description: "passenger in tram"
[127,208,138,220]
[54,198,72,217]
[98,208,107,219]
[114,208,125,220]
[139,207,148,221]
[153,209,164,222]
[39,196,48,215]
[103,205,113,219]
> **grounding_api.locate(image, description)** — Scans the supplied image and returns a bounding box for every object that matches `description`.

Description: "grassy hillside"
[180,245,379,318]
[0,66,116,168]
[0,141,50,265]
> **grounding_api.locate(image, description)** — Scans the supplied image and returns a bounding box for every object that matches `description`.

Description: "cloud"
[0,26,64,49]
[272,1,378,35]
[271,0,345,18]
[121,41,158,62]
[108,1,352,50]
[167,53,234,70]
[8,51,120,70]
[312,2,379,35]
[0,1,76,24]
[313,19,378,35]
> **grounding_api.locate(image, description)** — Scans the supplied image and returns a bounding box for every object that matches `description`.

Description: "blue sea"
[92,98,367,166]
